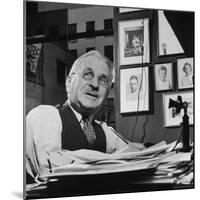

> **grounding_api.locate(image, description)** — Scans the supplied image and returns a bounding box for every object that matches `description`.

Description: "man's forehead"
[80,55,108,71]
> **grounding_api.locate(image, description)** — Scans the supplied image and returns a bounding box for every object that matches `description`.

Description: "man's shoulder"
[27,105,59,119]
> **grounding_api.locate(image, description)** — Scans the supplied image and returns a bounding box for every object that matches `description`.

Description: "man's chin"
[80,101,102,112]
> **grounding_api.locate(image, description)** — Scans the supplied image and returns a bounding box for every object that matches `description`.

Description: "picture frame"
[177,57,194,89]
[118,18,150,65]
[157,10,185,56]
[119,8,142,13]
[120,66,149,113]
[163,91,193,127]
[154,63,173,91]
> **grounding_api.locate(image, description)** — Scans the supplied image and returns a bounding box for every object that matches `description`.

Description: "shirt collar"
[66,100,94,123]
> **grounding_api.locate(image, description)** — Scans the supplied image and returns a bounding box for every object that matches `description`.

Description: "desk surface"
[25,168,194,199]
[25,149,194,199]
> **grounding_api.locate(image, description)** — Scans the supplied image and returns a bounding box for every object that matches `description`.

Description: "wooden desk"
[26,167,194,199]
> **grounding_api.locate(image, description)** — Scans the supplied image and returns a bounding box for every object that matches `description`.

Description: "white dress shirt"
[26,105,128,177]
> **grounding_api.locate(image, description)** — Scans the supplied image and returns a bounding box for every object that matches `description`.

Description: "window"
[35,26,44,35]
[49,25,59,37]
[104,45,113,61]
[57,60,66,86]
[86,21,95,33]
[86,47,95,52]
[104,19,113,30]
[68,23,77,35]
[69,49,78,58]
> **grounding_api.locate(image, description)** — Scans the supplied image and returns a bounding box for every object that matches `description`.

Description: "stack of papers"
[40,141,173,179]
[27,140,193,186]
[153,151,194,184]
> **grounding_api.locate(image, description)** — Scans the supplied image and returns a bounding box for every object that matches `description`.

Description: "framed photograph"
[158,10,184,56]
[177,57,194,89]
[118,18,150,65]
[154,63,173,91]
[120,66,149,113]
[163,91,193,127]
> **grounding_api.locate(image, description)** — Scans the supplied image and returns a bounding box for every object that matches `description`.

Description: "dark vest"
[57,104,106,153]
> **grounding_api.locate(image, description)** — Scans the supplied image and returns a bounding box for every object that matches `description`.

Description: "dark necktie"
[82,117,96,146]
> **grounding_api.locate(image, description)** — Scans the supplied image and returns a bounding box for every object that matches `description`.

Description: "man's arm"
[101,123,145,153]
[26,105,74,177]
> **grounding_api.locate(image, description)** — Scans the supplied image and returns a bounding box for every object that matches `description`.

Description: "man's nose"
[89,77,99,90]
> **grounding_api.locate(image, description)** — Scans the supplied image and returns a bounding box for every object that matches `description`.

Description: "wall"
[114,9,194,145]
[116,92,194,144]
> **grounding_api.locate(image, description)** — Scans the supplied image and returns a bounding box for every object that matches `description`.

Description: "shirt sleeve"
[100,122,128,153]
[26,105,74,177]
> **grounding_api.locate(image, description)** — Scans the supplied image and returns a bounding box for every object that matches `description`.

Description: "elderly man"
[26,50,144,178]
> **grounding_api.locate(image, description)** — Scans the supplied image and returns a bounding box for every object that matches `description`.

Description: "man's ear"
[65,76,71,92]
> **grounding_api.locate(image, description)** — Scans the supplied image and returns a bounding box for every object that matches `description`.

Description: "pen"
[26,155,37,177]
[47,159,52,173]
[111,128,129,144]
[110,148,117,154]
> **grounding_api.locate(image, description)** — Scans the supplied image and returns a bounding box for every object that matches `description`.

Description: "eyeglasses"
[77,68,111,88]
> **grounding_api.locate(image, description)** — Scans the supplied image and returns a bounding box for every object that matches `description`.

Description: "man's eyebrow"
[100,74,109,79]
[83,67,93,72]
[82,67,110,79]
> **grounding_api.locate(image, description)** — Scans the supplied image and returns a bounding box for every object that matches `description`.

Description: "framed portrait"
[163,91,193,127]
[154,63,173,91]
[120,66,149,113]
[118,18,150,65]
[177,57,194,89]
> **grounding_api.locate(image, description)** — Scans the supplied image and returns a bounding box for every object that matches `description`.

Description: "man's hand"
[119,142,145,153]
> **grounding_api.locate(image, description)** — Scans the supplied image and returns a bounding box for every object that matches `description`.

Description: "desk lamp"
[169,96,191,152]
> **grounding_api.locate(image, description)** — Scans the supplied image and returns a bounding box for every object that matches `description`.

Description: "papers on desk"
[154,151,194,184]
[28,140,193,186]
[56,140,169,163]
[40,141,170,178]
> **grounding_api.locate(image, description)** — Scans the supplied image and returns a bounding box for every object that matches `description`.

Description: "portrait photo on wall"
[163,91,193,127]
[120,66,149,113]
[154,63,173,91]
[177,57,194,89]
[118,18,150,65]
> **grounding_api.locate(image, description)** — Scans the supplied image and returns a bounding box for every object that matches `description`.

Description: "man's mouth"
[85,92,98,99]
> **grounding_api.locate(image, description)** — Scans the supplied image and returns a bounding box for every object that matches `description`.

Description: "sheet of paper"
[42,157,160,178]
